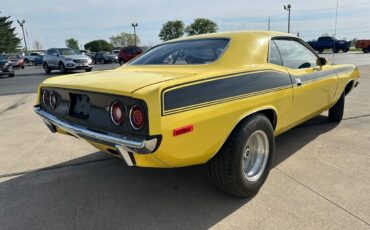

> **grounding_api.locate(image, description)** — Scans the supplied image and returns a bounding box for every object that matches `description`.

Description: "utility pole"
[267,16,271,31]
[17,19,28,54]
[131,22,138,46]
[283,4,292,33]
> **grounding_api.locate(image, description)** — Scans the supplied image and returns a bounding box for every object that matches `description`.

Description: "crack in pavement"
[296,113,370,129]
[275,167,370,226]
[0,156,115,179]
[0,95,29,116]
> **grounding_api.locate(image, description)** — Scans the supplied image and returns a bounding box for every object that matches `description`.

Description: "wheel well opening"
[345,81,354,95]
[233,109,277,135]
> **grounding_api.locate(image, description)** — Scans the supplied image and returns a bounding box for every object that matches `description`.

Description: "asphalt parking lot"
[0,53,369,229]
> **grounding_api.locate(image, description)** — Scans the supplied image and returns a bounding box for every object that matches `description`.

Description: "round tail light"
[49,91,58,109]
[42,90,49,106]
[110,102,125,126]
[129,105,145,130]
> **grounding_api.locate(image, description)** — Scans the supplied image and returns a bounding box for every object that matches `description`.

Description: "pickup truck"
[307,36,351,53]
[355,40,370,53]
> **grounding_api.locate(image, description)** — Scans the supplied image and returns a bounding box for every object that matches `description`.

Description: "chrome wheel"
[242,130,269,182]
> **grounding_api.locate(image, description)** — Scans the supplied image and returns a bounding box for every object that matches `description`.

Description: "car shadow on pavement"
[0,115,338,230]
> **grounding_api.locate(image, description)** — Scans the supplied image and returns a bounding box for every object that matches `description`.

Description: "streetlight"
[283,4,291,33]
[131,22,138,46]
[17,19,28,54]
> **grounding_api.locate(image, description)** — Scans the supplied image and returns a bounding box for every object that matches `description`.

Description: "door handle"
[295,79,302,86]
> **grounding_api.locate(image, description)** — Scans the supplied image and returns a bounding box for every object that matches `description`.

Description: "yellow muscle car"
[34,31,359,197]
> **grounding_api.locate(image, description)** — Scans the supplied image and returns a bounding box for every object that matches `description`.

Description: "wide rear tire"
[207,114,274,198]
[328,93,345,122]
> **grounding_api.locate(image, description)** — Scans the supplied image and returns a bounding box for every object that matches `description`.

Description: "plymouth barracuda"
[34,31,360,197]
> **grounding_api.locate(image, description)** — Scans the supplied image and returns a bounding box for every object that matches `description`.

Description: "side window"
[268,40,283,66]
[126,48,133,54]
[274,39,318,69]
[47,49,53,55]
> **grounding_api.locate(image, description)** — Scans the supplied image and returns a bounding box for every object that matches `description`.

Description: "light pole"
[283,4,291,33]
[131,23,138,46]
[17,19,28,54]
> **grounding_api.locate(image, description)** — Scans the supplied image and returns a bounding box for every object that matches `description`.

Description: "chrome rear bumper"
[34,106,158,166]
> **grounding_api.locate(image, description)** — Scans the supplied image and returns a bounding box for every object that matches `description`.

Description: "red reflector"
[173,125,193,136]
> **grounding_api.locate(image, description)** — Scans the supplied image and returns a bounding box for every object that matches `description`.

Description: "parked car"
[33,55,44,66]
[6,54,25,69]
[93,51,118,64]
[0,54,15,77]
[307,36,351,53]
[118,46,143,65]
[112,50,120,57]
[355,40,370,53]
[43,48,93,74]
[34,31,359,197]
[80,50,94,58]
[24,52,43,64]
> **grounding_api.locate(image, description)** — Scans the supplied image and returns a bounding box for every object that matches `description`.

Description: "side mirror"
[317,57,328,66]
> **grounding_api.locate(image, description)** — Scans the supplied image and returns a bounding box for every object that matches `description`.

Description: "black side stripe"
[161,66,354,115]
[163,71,291,112]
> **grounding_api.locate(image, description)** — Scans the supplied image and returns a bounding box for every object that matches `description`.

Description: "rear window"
[130,38,229,65]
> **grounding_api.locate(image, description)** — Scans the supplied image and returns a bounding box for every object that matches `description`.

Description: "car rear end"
[35,86,161,167]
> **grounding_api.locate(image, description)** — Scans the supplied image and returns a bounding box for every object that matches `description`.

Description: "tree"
[84,40,112,52]
[185,18,218,36]
[33,40,43,50]
[110,32,140,47]
[159,20,185,41]
[65,38,79,50]
[0,16,21,53]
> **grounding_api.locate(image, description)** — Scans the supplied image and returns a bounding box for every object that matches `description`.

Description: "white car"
[43,48,93,74]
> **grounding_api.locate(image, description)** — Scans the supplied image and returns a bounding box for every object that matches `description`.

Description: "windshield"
[58,49,81,55]
[130,38,229,65]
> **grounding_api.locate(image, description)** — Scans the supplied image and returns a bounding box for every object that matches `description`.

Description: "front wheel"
[328,93,345,122]
[362,48,368,53]
[85,68,92,72]
[8,73,15,78]
[342,48,349,52]
[318,49,324,54]
[207,114,274,197]
[59,63,67,74]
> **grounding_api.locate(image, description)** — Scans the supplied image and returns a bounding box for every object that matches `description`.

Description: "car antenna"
[332,0,339,64]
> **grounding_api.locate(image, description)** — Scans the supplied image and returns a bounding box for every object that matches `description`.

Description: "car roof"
[159,30,294,66]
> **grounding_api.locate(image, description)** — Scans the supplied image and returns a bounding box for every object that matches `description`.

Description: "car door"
[273,38,338,124]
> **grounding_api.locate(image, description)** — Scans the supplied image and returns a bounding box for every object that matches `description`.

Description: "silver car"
[43,48,93,74]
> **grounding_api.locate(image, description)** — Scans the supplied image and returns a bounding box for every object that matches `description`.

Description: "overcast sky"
[2,0,370,50]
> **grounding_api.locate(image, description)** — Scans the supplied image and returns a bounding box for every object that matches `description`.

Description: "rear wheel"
[24,59,29,64]
[8,73,14,78]
[328,93,345,122]
[362,48,368,53]
[318,49,324,54]
[85,68,92,72]
[43,63,51,74]
[207,114,274,197]
[342,48,349,52]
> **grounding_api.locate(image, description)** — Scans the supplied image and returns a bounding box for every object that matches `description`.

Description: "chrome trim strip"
[34,106,158,166]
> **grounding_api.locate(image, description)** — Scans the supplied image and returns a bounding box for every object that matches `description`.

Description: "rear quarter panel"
[132,65,294,167]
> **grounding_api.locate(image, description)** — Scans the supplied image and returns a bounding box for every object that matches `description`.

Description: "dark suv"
[0,55,15,78]
[118,46,143,65]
